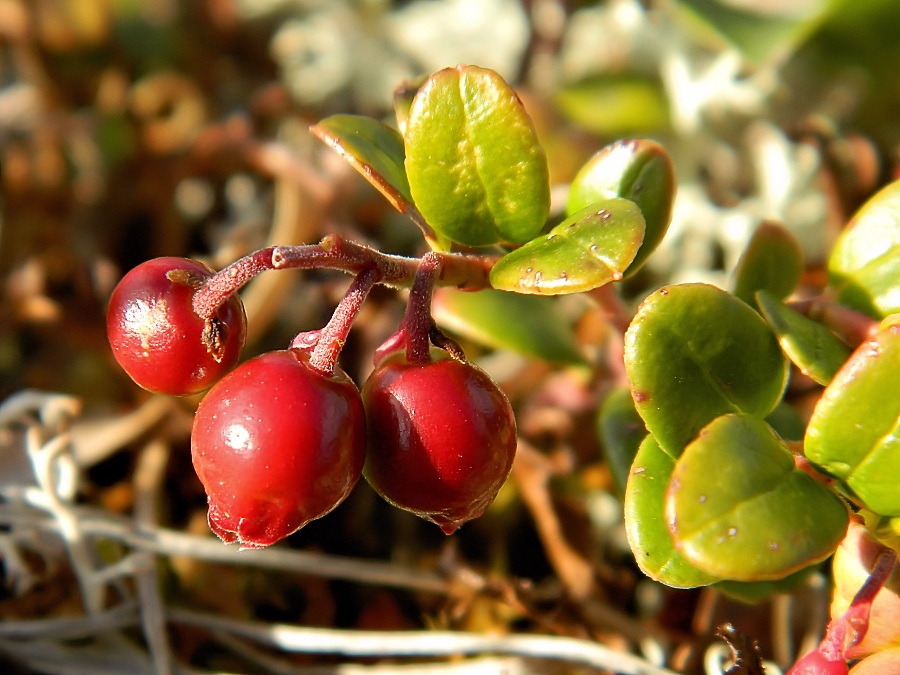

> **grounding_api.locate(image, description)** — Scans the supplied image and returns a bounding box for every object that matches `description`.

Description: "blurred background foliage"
[1,1,900,673]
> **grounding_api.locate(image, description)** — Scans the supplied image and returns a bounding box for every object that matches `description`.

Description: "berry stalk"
[401,252,440,365]
[306,268,381,376]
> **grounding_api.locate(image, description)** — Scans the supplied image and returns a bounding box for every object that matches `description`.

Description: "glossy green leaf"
[756,290,851,386]
[404,65,550,247]
[624,283,789,457]
[311,114,414,214]
[668,414,849,581]
[829,179,900,318]
[733,221,803,307]
[805,323,900,516]
[489,199,645,295]
[431,288,585,365]
[554,75,670,136]
[597,387,647,496]
[624,435,720,589]
[567,139,675,277]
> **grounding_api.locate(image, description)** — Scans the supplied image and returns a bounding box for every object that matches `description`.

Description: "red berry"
[361,352,517,534]
[191,349,366,548]
[107,257,246,396]
[788,649,849,675]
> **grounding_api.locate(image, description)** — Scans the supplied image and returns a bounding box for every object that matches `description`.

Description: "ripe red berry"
[361,352,517,534]
[107,257,246,396]
[191,349,366,548]
[788,649,849,675]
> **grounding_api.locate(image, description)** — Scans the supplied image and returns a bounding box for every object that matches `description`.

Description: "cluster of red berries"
[106,257,517,548]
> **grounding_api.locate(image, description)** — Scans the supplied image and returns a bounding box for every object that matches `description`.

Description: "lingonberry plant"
[105,64,900,670]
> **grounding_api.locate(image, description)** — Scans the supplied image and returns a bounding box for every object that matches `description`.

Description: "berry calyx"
[106,257,246,396]
[191,348,366,548]
[361,350,517,534]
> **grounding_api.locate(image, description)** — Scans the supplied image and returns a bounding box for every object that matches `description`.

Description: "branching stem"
[192,234,495,321]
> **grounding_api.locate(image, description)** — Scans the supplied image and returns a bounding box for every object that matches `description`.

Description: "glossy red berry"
[107,257,246,396]
[788,649,849,675]
[191,349,366,548]
[361,352,517,534]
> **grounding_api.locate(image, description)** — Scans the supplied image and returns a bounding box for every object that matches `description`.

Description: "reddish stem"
[192,234,495,321]
[587,283,633,335]
[306,268,381,376]
[788,296,880,348]
[401,252,441,365]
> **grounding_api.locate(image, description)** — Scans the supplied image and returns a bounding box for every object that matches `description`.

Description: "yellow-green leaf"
[404,65,550,247]
[490,199,645,295]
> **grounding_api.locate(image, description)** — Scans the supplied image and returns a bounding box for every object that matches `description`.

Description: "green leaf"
[756,290,851,386]
[404,65,550,247]
[311,114,414,214]
[624,283,789,457]
[732,221,803,308]
[805,323,900,516]
[674,0,849,66]
[431,288,585,365]
[765,401,807,442]
[624,435,720,588]
[554,75,670,136]
[597,387,647,496]
[489,199,645,295]
[668,414,848,581]
[714,564,819,603]
[829,179,900,318]
[567,139,675,277]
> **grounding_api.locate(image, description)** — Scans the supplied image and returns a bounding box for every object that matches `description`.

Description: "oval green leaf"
[829,179,900,318]
[624,283,789,457]
[732,221,803,308]
[432,288,585,365]
[805,323,900,516]
[756,290,852,386]
[404,65,550,247]
[597,386,647,496]
[667,414,849,581]
[624,435,721,588]
[311,114,414,214]
[490,198,645,295]
[567,139,674,277]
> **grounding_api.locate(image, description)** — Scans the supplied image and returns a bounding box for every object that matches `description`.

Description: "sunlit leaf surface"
[624,283,789,457]
[668,414,848,580]
[490,199,644,295]
[404,65,550,247]
[806,324,900,516]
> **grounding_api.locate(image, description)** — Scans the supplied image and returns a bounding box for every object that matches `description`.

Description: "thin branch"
[168,608,680,675]
[0,505,450,595]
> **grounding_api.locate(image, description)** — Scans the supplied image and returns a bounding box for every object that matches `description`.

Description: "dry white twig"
[169,607,680,675]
